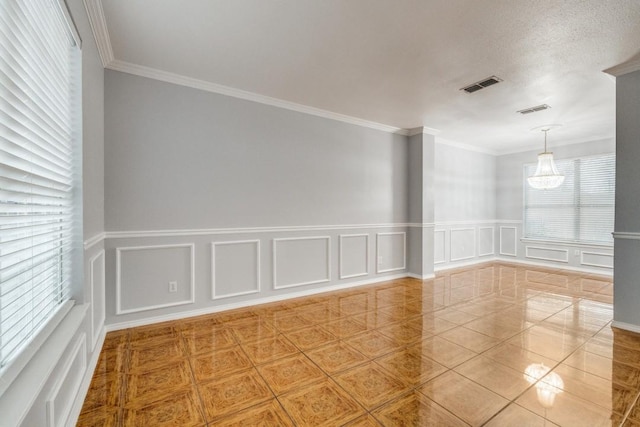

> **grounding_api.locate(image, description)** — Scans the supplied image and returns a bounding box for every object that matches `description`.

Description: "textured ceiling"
[98,0,640,153]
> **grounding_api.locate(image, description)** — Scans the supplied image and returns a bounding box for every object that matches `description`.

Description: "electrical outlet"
[168,281,178,293]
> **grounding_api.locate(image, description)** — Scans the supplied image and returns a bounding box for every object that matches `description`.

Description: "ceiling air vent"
[460,76,503,93]
[517,104,551,115]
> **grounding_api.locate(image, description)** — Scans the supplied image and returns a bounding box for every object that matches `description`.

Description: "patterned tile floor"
[78,262,640,426]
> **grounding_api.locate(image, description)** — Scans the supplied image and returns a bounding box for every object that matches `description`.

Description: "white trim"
[612,321,640,334]
[83,232,105,250]
[376,232,407,273]
[496,220,523,224]
[520,238,613,249]
[496,257,613,277]
[107,59,408,136]
[499,226,518,257]
[46,334,86,427]
[82,0,113,66]
[449,228,476,262]
[338,234,370,279]
[211,240,261,300]
[434,257,500,272]
[478,226,495,257]
[272,236,331,289]
[433,229,447,264]
[89,250,106,350]
[106,273,408,331]
[613,232,640,240]
[407,273,436,280]
[604,59,640,77]
[525,246,569,263]
[407,126,441,136]
[105,223,411,239]
[580,251,614,269]
[0,304,87,427]
[66,327,106,427]
[115,244,196,315]
[407,223,435,228]
[55,0,81,48]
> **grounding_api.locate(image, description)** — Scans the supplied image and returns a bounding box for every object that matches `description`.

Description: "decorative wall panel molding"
[273,236,331,289]
[450,228,475,262]
[46,334,86,427]
[580,251,614,269]
[89,250,105,350]
[339,234,369,279]
[376,232,406,273]
[478,227,495,257]
[116,244,195,314]
[211,240,261,300]
[434,229,446,264]
[525,246,569,263]
[499,226,517,256]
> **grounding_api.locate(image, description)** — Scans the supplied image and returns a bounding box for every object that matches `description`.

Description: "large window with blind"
[0,0,80,375]
[523,153,615,245]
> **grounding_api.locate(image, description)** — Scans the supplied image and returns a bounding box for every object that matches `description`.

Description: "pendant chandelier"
[527,126,564,189]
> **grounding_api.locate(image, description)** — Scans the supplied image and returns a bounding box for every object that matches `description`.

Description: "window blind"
[523,153,615,245]
[0,0,79,370]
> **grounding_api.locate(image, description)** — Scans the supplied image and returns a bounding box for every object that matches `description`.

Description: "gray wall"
[614,70,640,328]
[434,143,496,222]
[105,70,407,231]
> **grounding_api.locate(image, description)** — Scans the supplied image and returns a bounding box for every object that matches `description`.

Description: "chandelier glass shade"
[527,128,564,190]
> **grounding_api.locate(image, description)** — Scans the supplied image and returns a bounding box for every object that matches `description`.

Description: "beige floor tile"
[372,392,468,427]
[377,321,426,344]
[198,368,274,421]
[76,406,121,427]
[516,384,614,427]
[240,334,299,365]
[413,336,477,368]
[279,379,365,426]
[257,354,326,395]
[419,371,509,425]
[190,346,253,382]
[125,360,192,404]
[345,330,402,358]
[375,347,448,386]
[564,349,613,380]
[271,312,316,332]
[128,339,185,372]
[122,387,205,427]
[182,328,237,355]
[334,362,408,410]
[439,326,501,352]
[454,355,533,400]
[343,414,384,426]
[229,320,280,343]
[305,341,368,374]
[484,403,559,427]
[506,325,587,361]
[284,325,336,350]
[322,317,368,339]
[212,399,294,426]
[548,364,612,408]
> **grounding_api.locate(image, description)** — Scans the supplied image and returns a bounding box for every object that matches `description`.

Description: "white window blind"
[0,0,79,371]
[523,153,615,245]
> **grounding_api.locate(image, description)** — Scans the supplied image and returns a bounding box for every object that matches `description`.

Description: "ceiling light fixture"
[527,125,564,190]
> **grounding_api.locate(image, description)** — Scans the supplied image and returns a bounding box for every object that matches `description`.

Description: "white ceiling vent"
[460,76,503,93]
[517,104,551,115]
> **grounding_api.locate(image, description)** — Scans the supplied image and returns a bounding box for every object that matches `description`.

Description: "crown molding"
[604,58,640,77]
[408,126,441,136]
[105,59,409,136]
[83,0,114,67]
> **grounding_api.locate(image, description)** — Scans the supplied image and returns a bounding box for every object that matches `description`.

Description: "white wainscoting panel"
[434,230,446,264]
[500,226,517,257]
[450,228,475,262]
[526,246,569,263]
[339,234,369,279]
[376,232,406,273]
[46,334,86,427]
[581,251,614,269]
[89,250,105,350]
[273,236,331,289]
[212,240,260,300]
[478,227,495,257]
[116,244,195,314]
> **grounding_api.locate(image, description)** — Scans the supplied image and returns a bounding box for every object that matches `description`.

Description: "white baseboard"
[434,257,499,272]
[106,273,408,331]
[495,257,613,278]
[407,273,435,280]
[65,326,106,427]
[612,321,640,335]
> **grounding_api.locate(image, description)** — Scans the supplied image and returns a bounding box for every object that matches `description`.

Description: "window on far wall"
[0,0,81,374]
[523,153,615,245]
